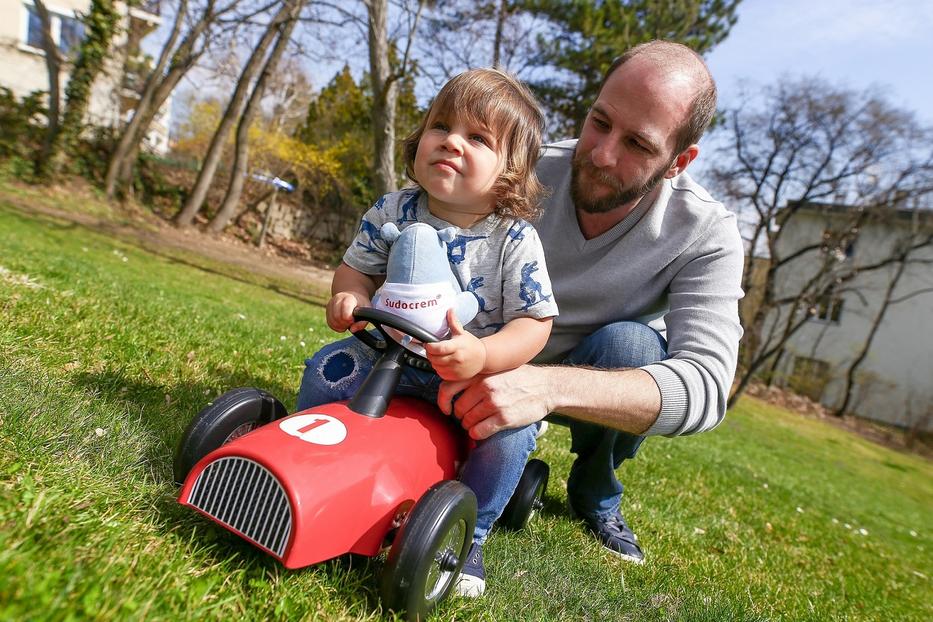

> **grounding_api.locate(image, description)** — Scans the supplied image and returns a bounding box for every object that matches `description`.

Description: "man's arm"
[437,365,660,440]
[638,220,745,436]
[438,213,745,440]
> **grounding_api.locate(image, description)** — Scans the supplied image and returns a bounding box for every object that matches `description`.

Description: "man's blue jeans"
[295,321,667,539]
[295,335,538,544]
[559,321,668,520]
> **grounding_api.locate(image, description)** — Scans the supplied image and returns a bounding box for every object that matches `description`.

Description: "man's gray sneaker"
[452,542,485,597]
[573,507,645,564]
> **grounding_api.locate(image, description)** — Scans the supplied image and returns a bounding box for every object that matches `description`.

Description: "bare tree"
[208,0,305,233]
[175,1,297,227]
[363,0,426,195]
[104,0,245,199]
[834,226,933,417]
[417,0,541,86]
[265,57,314,133]
[708,78,933,407]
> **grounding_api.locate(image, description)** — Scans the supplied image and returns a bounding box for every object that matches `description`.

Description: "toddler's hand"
[424,309,486,381]
[326,291,371,333]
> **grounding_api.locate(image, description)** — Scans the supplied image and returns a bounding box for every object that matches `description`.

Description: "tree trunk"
[209,1,301,233]
[115,63,190,190]
[109,1,223,197]
[492,0,507,68]
[46,0,120,176]
[33,0,61,177]
[105,0,188,198]
[366,0,397,196]
[175,3,291,227]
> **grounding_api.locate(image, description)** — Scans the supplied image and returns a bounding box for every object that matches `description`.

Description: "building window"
[25,5,44,48]
[813,294,844,323]
[58,15,85,54]
[24,4,85,56]
[789,356,830,402]
[844,240,856,259]
[821,228,856,261]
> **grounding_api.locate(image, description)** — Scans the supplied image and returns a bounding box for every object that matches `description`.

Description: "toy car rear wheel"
[380,480,477,621]
[172,387,287,485]
[498,458,549,531]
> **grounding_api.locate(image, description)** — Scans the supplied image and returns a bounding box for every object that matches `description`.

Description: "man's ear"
[664,144,700,179]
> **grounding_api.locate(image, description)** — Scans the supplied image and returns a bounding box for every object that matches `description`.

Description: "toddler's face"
[413,112,505,225]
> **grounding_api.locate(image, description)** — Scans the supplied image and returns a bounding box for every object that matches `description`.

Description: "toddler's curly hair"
[403,68,547,222]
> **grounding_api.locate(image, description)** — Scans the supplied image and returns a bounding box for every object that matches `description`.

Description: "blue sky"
[164,0,933,132]
[706,0,933,124]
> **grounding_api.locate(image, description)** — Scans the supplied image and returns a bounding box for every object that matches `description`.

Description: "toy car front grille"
[186,457,292,557]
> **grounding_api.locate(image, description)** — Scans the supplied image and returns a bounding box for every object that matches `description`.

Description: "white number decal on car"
[279,414,347,446]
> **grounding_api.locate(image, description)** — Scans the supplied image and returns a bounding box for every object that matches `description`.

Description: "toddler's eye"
[470,134,489,146]
[431,121,449,132]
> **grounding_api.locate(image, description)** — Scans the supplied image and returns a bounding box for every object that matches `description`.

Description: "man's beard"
[570,149,671,214]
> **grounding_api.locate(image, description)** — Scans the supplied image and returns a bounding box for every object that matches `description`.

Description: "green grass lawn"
[1,190,931,621]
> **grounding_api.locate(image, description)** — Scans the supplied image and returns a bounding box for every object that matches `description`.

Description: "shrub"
[0,88,45,163]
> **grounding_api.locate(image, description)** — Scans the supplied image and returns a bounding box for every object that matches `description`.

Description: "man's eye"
[592,117,610,130]
[628,138,648,152]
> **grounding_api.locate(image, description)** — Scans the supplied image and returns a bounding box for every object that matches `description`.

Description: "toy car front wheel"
[172,387,287,484]
[380,481,477,621]
[498,459,549,531]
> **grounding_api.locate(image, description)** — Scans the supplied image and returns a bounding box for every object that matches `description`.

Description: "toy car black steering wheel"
[350,307,438,371]
[347,308,441,417]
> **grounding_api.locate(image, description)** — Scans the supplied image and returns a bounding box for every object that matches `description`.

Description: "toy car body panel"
[178,397,468,569]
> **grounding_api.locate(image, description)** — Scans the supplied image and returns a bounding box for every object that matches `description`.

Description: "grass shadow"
[68,365,297,482]
[153,491,385,612]
[538,493,572,521]
[144,246,328,307]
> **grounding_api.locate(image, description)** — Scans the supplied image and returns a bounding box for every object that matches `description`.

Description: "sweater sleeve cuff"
[641,363,688,436]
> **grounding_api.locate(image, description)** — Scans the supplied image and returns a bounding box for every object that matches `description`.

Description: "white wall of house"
[0,0,86,96]
[0,0,169,154]
[769,207,933,430]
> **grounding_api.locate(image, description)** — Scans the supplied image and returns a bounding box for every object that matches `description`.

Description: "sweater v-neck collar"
[570,182,667,251]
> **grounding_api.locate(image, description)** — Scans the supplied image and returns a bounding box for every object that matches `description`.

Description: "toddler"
[296,68,558,597]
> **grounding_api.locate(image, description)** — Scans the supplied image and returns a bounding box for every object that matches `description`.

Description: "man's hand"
[424,309,486,380]
[436,365,553,440]
[326,291,371,333]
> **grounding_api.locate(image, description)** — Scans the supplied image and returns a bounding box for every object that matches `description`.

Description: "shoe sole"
[568,505,646,565]
[453,575,485,597]
[587,528,647,565]
[603,546,645,565]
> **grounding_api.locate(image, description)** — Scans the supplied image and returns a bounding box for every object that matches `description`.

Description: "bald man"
[447,41,744,594]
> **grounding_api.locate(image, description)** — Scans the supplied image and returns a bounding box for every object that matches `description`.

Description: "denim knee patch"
[317,349,362,390]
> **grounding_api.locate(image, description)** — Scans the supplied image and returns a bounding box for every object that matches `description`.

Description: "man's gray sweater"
[533,141,744,437]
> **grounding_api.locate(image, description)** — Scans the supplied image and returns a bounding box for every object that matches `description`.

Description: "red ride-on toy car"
[174,308,549,620]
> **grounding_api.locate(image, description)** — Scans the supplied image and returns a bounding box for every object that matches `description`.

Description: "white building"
[0,0,169,154]
[768,202,933,431]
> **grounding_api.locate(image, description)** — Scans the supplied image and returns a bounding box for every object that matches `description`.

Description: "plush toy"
[372,222,479,353]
